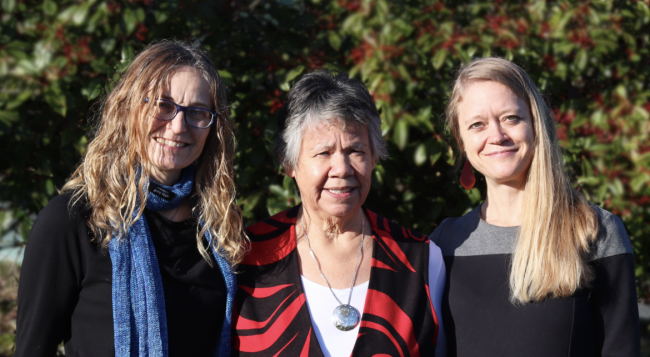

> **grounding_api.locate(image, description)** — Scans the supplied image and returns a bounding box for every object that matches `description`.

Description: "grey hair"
[275,69,388,171]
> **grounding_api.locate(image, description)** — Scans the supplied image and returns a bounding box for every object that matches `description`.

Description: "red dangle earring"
[460,159,476,190]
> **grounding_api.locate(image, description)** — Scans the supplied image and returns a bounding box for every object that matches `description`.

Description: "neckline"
[145,209,196,230]
[475,204,521,229]
[291,215,376,353]
[147,209,195,223]
[300,274,370,291]
[293,206,373,290]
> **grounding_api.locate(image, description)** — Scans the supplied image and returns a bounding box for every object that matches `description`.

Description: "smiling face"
[146,67,212,185]
[457,80,535,187]
[287,122,375,222]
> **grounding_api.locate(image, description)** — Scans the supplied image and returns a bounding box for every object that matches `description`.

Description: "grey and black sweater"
[430,205,640,357]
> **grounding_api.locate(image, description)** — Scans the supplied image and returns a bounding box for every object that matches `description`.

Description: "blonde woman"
[430,57,640,357]
[16,41,246,357]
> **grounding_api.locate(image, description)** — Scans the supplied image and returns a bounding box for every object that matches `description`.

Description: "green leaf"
[0,111,19,126]
[432,49,448,70]
[328,31,342,51]
[239,191,263,211]
[218,70,234,87]
[575,49,588,71]
[373,164,385,186]
[633,105,649,120]
[608,179,624,197]
[268,184,286,198]
[590,109,606,128]
[467,188,482,204]
[101,38,117,54]
[45,179,55,196]
[637,1,650,17]
[81,81,103,101]
[429,151,442,166]
[414,143,427,166]
[577,176,600,186]
[74,135,88,156]
[556,10,574,31]
[416,106,433,131]
[6,90,31,110]
[135,7,145,22]
[43,0,58,15]
[393,119,408,151]
[72,2,93,25]
[57,2,91,25]
[155,9,170,24]
[279,66,305,91]
[122,8,138,35]
[44,84,67,117]
[285,65,305,83]
[631,173,649,192]
[282,175,296,193]
[1,0,16,12]
[466,46,478,58]
[121,43,135,64]
[446,145,455,166]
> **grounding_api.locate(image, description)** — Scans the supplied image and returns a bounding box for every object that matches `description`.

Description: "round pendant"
[332,304,361,331]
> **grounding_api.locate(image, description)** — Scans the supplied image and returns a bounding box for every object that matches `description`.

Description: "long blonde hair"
[445,57,598,303]
[62,40,247,266]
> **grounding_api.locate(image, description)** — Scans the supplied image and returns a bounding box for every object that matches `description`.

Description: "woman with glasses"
[16,41,245,357]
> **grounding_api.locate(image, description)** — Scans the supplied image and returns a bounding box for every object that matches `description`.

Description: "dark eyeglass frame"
[144,97,218,129]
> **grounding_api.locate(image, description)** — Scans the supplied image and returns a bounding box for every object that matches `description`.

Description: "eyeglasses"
[144,97,218,129]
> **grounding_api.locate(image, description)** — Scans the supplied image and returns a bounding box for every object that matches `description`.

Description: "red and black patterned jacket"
[233,205,440,357]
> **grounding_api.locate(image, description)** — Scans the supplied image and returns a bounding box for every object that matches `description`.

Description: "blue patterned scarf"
[109,167,235,357]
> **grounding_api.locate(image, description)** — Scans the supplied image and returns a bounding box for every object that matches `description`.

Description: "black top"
[16,192,227,357]
[430,205,641,357]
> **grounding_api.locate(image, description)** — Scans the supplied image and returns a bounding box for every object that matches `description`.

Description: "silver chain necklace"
[301,214,364,331]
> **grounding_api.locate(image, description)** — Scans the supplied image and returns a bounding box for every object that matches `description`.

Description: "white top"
[301,277,368,357]
[301,243,447,357]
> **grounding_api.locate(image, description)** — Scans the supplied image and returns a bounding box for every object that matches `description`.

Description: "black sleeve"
[590,253,641,357]
[15,194,85,357]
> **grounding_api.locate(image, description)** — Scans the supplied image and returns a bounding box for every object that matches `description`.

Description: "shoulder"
[34,192,89,230]
[365,209,428,243]
[241,206,300,266]
[25,192,92,262]
[590,205,633,260]
[430,205,519,257]
[245,205,299,241]
[430,206,482,239]
[428,206,487,256]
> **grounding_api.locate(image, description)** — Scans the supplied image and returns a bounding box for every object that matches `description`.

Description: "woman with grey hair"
[231,69,447,356]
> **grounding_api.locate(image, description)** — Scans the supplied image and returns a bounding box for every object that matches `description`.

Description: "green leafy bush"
[1,0,648,302]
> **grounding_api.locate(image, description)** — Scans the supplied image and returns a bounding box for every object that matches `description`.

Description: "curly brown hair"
[62,40,247,266]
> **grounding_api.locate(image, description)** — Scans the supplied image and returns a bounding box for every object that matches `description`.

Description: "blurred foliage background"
[1,0,650,354]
